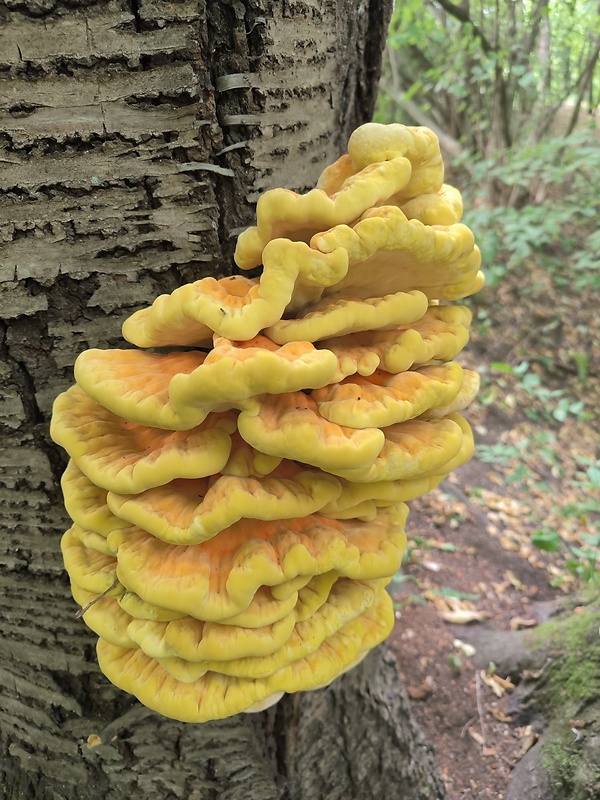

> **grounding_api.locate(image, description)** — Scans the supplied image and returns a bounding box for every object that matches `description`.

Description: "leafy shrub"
[457,128,600,288]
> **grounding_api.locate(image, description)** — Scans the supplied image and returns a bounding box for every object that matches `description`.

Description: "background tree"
[379,0,600,164]
[0,2,447,798]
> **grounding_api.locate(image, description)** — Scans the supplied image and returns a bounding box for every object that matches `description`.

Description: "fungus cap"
[107,506,408,621]
[61,461,129,537]
[106,467,342,545]
[311,206,482,302]
[237,392,385,472]
[328,416,465,482]
[400,184,463,226]
[347,123,444,201]
[169,335,340,417]
[265,290,428,345]
[312,362,465,428]
[234,156,413,270]
[74,349,208,430]
[96,592,393,722]
[50,386,236,494]
[153,580,387,681]
[319,304,472,378]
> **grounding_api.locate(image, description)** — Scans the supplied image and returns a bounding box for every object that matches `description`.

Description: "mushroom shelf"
[51,123,482,723]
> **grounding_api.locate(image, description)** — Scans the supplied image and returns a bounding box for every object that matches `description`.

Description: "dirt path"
[389,466,558,799]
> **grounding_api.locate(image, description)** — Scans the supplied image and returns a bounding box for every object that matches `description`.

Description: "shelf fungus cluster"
[51,123,482,723]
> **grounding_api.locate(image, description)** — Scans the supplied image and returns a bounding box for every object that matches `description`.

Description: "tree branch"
[566,36,600,135]
[433,0,494,54]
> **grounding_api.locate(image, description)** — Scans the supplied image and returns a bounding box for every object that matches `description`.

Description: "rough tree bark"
[0,2,447,798]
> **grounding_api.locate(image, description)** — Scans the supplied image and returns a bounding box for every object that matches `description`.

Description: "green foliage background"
[377,0,600,295]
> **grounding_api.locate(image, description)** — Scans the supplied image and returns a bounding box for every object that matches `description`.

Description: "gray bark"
[0,2,446,798]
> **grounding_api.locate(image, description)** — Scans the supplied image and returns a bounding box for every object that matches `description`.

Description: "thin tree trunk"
[0,2,446,798]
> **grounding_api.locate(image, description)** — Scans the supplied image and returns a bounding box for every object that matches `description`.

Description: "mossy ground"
[525,594,600,799]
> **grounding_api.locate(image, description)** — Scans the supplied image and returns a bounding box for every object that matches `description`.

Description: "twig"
[475,671,487,748]
[75,579,118,618]
[460,715,478,738]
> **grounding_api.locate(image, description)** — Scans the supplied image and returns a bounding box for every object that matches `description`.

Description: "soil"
[386,258,600,799]
[388,462,557,800]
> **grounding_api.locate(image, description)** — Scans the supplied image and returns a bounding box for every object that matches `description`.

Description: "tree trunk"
[0,2,446,798]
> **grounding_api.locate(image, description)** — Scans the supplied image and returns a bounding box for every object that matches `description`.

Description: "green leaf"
[438,542,457,552]
[531,530,561,552]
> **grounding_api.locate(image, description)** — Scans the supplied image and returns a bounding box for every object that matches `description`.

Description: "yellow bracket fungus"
[319,305,473,378]
[124,242,350,348]
[265,289,428,344]
[347,123,444,201]
[74,349,208,430]
[51,386,237,493]
[237,392,385,472]
[96,593,393,723]
[168,335,340,416]
[154,581,387,681]
[311,207,482,302]
[321,474,445,520]
[106,506,407,622]
[312,362,465,428]
[235,156,413,270]
[328,416,466,483]
[106,467,343,545]
[400,184,463,226]
[51,122,483,722]
[61,461,129,537]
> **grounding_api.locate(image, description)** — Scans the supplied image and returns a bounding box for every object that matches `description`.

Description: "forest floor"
[387,256,600,799]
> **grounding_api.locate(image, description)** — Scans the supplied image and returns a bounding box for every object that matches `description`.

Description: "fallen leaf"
[492,581,509,596]
[423,591,453,612]
[505,570,525,591]
[510,616,538,631]
[488,707,512,723]
[569,719,590,729]
[480,671,515,697]
[440,609,490,624]
[468,728,485,746]
[500,537,520,552]
[480,672,504,698]
[86,734,103,750]
[407,675,434,701]
[494,675,516,691]
[482,747,497,757]
[453,638,476,658]
[422,560,442,572]
[515,725,538,760]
